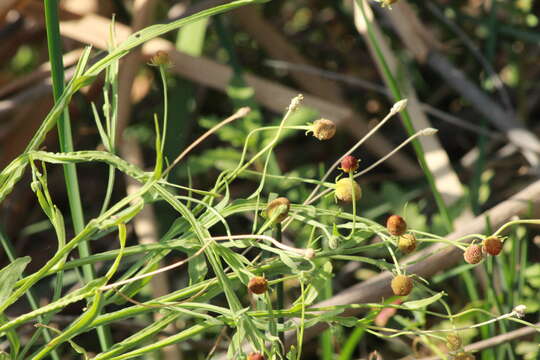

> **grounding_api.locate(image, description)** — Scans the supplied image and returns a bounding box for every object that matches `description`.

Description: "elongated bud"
[247,276,268,295]
[390,98,408,113]
[288,94,304,112]
[266,197,290,223]
[420,128,438,136]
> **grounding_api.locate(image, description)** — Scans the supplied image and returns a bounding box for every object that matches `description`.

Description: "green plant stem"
[43,0,112,350]
[274,223,285,353]
[356,0,453,232]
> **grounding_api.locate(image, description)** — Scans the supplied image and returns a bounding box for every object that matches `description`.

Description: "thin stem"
[43,0,111,351]
[274,224,285,353]
[356,0,453,232]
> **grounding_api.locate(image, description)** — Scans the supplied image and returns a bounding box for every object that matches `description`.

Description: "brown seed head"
[391,275,413,296]
[247,276,268,295]
[446,333,462,351]
[149,50,172,67]
[247,353,265,360]
[386,215,407,236]
[397,233,417,254]
[266,197,290,223]
[340,155,359,173]
[312,119,336,140]
[483,236,503,256]
[452,352,475,360]
[463,244,483,264]
[335,178,362,203]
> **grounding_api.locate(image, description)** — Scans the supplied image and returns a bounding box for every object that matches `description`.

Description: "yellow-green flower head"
[335,178,362,202]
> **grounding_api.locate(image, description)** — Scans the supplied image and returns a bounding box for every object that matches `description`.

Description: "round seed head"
[397,233,417,254]
[391,275,413,296]
[452,352,475,360]
[463,244,483,264]
[248,276,268,295]
[340,155,359,173]
[482,236,503,256]
[446,333,462,351]
[266,197,290,223]
[386,215,407,236]
[311,119,336,140]
[335,178,362,203]
[247,353,265,360]
[149,50,172,67]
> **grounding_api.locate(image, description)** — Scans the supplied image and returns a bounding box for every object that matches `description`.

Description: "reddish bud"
[386,215,407,236]
[340,155,359,173]
[482,236,503,256]
[247,276,268,295]
[247,352,265,360]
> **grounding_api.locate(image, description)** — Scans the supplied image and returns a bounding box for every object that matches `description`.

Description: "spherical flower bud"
[390,274,413,296]
[386,215,407,236]
[397,233,416,254]
[482,236,503,256]
[247,353,265,360]
[149,50,172,67]
[311,119,336,140]
[453,352,475,360]
[334,178,362,203]
[446,333,462,351]
[340,155,359,173]
[266,197,290,223]
[247,276,268,295]
[463,244,483,264]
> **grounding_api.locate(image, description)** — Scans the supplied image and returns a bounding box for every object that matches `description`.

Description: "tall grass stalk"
[355,0,453,232]
[43,0,112,350]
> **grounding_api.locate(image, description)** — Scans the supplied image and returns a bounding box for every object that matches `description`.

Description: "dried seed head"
[335,178,362,203]
[247,276,268,295]
[397,233,417,254]
[513,304,526,318]
[463,244,483,264]
[386,215,407,236]
[340,155,359,173]
[482,236,503,256]
[452,352,475,360]
[149,50,172,67]
[311,119,336,140]
[266,197,290,223]
[247,352,265,360]
[446,333,462,351]
[391,275,413,296]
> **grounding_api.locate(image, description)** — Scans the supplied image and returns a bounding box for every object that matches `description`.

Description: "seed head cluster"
[446,333,462,351]
[482,236,503,256]
[463,244,483,264]
[311,119,336,140]
[386,215,407,236]
[452,352,475,360]
[248,276,268,295]
[335,178,362,203]
[397,233,417,254]
[391,274,413,296]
